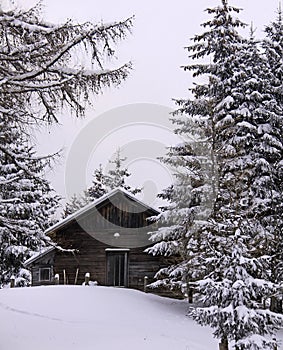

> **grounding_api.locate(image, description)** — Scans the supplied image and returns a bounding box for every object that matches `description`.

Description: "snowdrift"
[0,285,218,350]
[0,285,283,350]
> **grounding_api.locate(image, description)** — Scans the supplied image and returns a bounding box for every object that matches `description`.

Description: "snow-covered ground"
[0,285,282,350]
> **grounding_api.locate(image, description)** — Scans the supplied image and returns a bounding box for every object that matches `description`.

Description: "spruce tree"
[147,0,243,303]
[62,150,141,218]
[189,3,283,348]
[87,164,108,200]
[262,7,283,310]
[149,1,283,348]
[0,116,59,286]
[146,134,216,298]
[104,149,141,194]
[263,5,283,106]
[61,192,90,218]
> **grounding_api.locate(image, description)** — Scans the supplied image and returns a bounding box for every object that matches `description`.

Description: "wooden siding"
[52,222,166,290]
[30,250,55,286]
[29,191,168,294]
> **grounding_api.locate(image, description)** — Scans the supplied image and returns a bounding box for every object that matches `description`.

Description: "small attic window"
[39,267,51,281]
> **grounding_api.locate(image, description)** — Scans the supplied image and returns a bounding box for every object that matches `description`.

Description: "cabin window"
[39,267,51,281]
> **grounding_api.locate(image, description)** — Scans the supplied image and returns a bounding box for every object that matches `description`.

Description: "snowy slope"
[0,286,282,350]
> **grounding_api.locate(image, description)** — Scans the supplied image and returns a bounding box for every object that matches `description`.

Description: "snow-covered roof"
[45,187,159,236]
[23,246,55,267]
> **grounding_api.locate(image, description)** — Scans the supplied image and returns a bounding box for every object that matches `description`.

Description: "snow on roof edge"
[44,187,159,235]
[24,246,55,267]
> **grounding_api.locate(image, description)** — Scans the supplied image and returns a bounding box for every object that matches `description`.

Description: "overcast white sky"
[18,0,281,110]
[11,0,283,207]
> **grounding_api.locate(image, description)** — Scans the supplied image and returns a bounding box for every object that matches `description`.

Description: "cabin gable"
[74,191,157,230]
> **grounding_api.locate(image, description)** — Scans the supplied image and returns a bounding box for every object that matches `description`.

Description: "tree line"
[147,1,283,349]
[1,0,283,349]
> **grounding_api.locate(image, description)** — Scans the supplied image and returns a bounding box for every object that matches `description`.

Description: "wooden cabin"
[25,188,167,292]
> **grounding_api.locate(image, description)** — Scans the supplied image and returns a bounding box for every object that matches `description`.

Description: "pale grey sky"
[18,0,281,110]
[11,0,283,207]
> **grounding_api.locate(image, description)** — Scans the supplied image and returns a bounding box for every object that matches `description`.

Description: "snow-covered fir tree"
[149,1,283,349]
[104,149,141,194]
[87,164,108,200]
[262,7,283,310]
[0,2,132,125]
[0,116,59,287]
[146,131,216,299]
[62,150,141,218]
[61,192,90,219]
[263,5,283,107]
[190,3,283,348]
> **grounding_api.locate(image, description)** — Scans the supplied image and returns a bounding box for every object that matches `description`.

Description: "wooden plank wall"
[34,193,169,293]
[30,250,55,286]
[52,220,166,290]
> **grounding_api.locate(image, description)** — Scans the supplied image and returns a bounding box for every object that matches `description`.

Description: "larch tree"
[0,116,59,286]
[0,2,133,125]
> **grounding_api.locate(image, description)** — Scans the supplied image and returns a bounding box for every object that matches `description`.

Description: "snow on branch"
[0,6,134,123]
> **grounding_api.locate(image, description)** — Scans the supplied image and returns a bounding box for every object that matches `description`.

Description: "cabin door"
[106,251,128,287]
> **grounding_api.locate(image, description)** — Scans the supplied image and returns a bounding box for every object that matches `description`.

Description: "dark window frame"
[39,267,51,282]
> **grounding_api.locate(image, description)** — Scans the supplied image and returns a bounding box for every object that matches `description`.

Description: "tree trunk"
[219,338,229,350]
[10,276,15,288]
[188,288,193,303]
[270,296,282,313]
